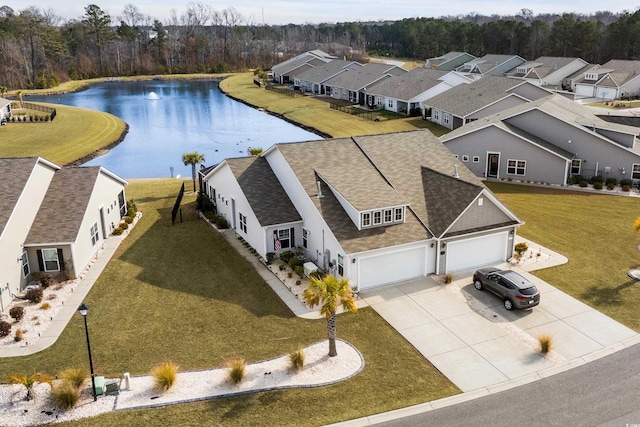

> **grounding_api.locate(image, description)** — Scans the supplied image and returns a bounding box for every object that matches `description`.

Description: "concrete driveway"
[359,243,638,393]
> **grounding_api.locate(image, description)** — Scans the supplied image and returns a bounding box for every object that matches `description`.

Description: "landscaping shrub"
[621,179,633,187]
[295,280,302,286]
[288,256,303,269]
[124,216,134,224]
[289,345,305,371]
[0,320,12,337]
[538,334,553,354]
[10,306,25,322]
[127,199,138,215]
[120,222,129,230]
[288,272,293,278]
[59,368,88,389]
[514,242,529,254]
[623,184,631,192]
[606,177,617,186]
[40,302,51,310]
[279,250,295,263]
[40,273,54,288]
[196,191,214,212]
[294,265,304,278]
[213,214,229,229]
[14,328,25,342]
[279,263,285,271]
[309,270,326,280]
[593,181,603,190]
[150,361,178,393]
[47,293,57,300]
[112,227,124,236]
[443,274,453,284]
[266,252,276,264]
[226,358,246,384]
[590,175,603,184]
[579,180,589,188]
[26,288,43,304]
[51,382,80,409]
[607,183,615,190]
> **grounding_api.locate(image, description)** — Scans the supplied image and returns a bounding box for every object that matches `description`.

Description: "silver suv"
[473,268,540,310]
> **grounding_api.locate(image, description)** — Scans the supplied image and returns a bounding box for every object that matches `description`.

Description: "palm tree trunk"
[191,164,197,192]
[327,311,337,357]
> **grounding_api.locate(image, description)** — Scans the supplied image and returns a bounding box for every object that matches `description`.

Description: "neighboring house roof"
[324,62,407,91]
[508,56,585,79]
[425,52,476,70]
[225,156,302,226]
[574,60,640,87]
[295,60,361,84]
[0,157,59,237]
[0,97,10,109]
[366,67,449,100]
[460,54,524,74]
[425,76,530,117]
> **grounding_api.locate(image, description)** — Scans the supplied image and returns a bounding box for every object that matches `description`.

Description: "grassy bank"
[220,73,449,138]
[487,182,640,331]
[0,179,459,426]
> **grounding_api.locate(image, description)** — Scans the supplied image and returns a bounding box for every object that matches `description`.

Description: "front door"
[487,153,500,178]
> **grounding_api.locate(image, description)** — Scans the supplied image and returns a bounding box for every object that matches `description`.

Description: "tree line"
[1,3,639,90]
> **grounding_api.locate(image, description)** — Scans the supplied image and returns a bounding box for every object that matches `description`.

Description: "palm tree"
[303,274,358,357]
[182,152,205,192]
[9,372,54,401]
[248,147,263,156]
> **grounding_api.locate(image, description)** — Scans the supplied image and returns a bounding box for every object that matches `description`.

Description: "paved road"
[378,342,640,427]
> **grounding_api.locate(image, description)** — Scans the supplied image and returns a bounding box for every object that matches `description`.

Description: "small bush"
[266,252,276,264]
[309,270,326,280]
[31,315,39,321]
[279,250,295,263]
[150,362,178,393]
[226,358,246,384]
[538,334,553,354]
[288,257,303,269]
[514,242,528,254]
[127,199,138,215]
[14,329,25,342]
[10,306,25,322]
[590,175,603,184]
[40,302,51,310]
[112,227,124,236]
[213,215,229,229]
[59,368,88,389]
[124,216,134,224]
[606,183,615,190]
[294,265,304,278]
[0,320,11,337]
[579,180,588,188]
[40,274,54,288]
[278,263,285,271]
[295,280,302,286]
[51,382,80,409]
[443,274,453,284]
[289,345,305,371]
[120,222,129,230]
[593,181,603,190]
[26,288,43,304]
[47,294,57,300]
[606,177,617,186]
[622,184,631,192]
[620,179,633,187]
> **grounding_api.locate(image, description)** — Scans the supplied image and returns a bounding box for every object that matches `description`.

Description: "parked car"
[473,268,540,310]
[0,118,7,125]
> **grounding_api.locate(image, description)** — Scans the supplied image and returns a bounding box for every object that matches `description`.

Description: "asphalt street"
[378,342,640,427]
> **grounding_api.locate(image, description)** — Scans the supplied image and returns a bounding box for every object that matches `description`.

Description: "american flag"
[274,232,281,251]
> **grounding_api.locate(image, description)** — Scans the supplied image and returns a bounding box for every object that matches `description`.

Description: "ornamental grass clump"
[289,345,305,371]
[150,361,178,393]
[226,358,246,384]
[59,368,88,389]
[538,334,553,354]
[51,381,81,410]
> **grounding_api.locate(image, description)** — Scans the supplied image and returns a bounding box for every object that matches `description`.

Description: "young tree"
[9,372,54,401]
[303,275,358,357]
[182,152,205,192]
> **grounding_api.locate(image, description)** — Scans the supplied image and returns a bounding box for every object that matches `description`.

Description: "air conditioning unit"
[303,262,319,277]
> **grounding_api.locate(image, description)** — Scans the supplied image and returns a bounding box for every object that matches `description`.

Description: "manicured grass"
[0,103,126,166]
[0,179,458,426]
[487,182,640,330]
[220,73,449,138]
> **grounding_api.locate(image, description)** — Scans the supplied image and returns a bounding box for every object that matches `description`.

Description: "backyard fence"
[19,102,57,121]
[265,84,298,97]
[329,102,382,121]
[171,182,185,225]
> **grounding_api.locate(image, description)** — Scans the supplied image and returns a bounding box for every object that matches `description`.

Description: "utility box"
[123,372,131,391]
[303,262,319,277]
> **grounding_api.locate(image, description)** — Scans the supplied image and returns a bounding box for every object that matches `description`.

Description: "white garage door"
[446,232,508,272]
[359,247,426,290]
[575,85,594,98]
[596,87,616,100]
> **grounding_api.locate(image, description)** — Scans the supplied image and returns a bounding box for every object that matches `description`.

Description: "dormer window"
[361,207,404,229]
[395,207,403,221]
[373,211,382,225]
[585,73,598,81]
[363,212,371,227]
[516,67,527,74]
[384,209,393,223]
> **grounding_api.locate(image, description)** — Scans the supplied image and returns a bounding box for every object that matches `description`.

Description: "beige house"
[0,157,127,311]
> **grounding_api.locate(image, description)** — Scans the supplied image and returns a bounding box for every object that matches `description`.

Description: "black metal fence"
[329,103,382,121]
[171,182,185,225]
[20,101,57,121]
[265,84,298,97]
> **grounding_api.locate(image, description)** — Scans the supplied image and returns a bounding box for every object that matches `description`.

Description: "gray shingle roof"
[227,156,302,226]
[295,60,360,84]
[366,67,449,100]
[25,167,101,245]
[324,62,407,91]
[508,56,584,79]
[0,157,41,236]
[575,60,640,87]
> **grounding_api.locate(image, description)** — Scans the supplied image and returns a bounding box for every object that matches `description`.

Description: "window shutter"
[37,250,44,271]
[57,248,65,270]
[290,228,295,248]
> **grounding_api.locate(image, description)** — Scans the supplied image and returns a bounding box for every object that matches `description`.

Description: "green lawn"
[487,182,640,330]
[0,103,126,166]
[0,179,458,426]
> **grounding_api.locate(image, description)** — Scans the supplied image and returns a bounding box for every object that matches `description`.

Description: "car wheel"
[503,299,514,311]
[473,280,483,290]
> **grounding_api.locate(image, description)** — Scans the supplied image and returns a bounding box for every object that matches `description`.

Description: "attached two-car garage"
[357,245,431,290]
[445,231,510,272]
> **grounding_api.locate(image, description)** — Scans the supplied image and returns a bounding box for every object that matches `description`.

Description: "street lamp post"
[78,303,97,401]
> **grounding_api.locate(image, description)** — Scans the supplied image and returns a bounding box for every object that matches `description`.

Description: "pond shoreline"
[66,123,130,167]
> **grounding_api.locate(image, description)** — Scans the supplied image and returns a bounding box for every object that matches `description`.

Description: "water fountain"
[146,92,160,100]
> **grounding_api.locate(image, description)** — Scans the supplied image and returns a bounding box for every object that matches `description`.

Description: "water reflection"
[29,80,319,178]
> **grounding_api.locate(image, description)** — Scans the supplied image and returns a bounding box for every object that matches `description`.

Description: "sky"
[2,1,637,25]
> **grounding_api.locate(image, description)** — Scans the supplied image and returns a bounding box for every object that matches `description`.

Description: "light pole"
[78,303,97,401]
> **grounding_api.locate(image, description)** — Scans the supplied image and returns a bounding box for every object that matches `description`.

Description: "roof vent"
[452,165,460,179]
[316,180,324,198]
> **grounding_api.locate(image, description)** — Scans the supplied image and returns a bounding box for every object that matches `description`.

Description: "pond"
[29,80,320,178]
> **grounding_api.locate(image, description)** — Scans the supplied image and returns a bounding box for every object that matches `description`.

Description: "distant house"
[425,76,552,130]
[574,60,640,100]
[441,94,640,186]
[0,157,128,311]
[294,60,362,95]
[271,50,337,85]
[366,67,473,116]
[425,52,476,71]
[506,56,589,88]
[0,97,11,120]
[323,62,407,105]
[202,131,522,291]
[455,54,526,78]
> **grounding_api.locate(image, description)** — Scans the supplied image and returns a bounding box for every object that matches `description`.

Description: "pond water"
[29,80,320,178]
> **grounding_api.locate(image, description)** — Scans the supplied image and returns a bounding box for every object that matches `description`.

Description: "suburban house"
[294,59,362,95]
[0,157,127,312]
[323,62,407,105]
[271,50,336,85]
[455,54,526,78]
[441,94,640,186]
[573,60,640,100]
[365,67,473,116]
[425,76,553,130]
[506,56,589,88]
[0,97,11,120]
[425,52,476,71]
[202,131,522,291]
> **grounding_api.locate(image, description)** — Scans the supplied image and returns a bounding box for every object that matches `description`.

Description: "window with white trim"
[302,229,309,249]
[473,156,480,163]
[585,73,598,80]
[462,155,469,162]
[387,99,393,108]
[42,248,60,272]
[384,209,392,223]
[277,229,291,249]
[373,211,382,225]
[90,222,99,246]
[571,159,581,175]
[362,212,371,227]
[443,113,450,125]
[395,207,403,221]
[239,213,247,233]
[338,254,344,276]
[21,251,29,278]
[433,110,439,121]
[633,164,640,179]
[507,159,526,175]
